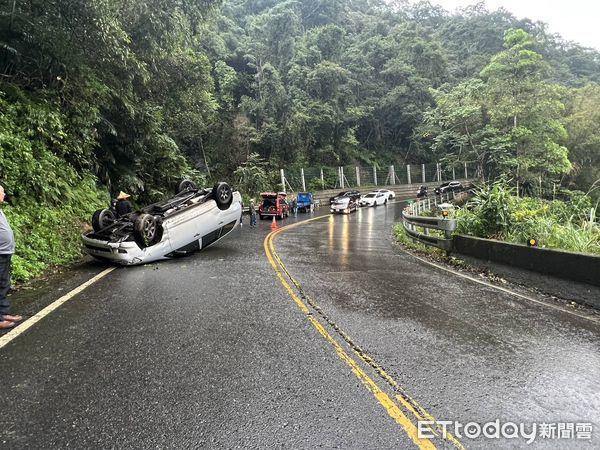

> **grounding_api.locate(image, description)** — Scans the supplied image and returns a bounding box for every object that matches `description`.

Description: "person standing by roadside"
[115,191,133,217]
[249,199,257,227]
[0,185,22,329]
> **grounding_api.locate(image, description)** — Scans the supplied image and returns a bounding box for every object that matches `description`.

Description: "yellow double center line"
[264,217,464,450]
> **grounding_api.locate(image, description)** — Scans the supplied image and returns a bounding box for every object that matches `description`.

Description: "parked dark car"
[435,181,463,195]
[434,182,450,195]
[329,190,361,204]
[442,181,463,193]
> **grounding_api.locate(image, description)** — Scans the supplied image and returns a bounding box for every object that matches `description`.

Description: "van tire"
[176,179,197,194]
[92,208,116,232]
[133,213,162,248]
[212,182,233,210]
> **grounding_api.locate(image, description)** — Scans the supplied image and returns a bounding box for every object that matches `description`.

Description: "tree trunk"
[199,136,211,178]
[9,0,16,32]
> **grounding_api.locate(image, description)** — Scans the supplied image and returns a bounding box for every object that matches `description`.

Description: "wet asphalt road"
[1,202,599,449]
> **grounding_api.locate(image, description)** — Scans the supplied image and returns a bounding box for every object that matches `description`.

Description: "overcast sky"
[419,0,600,50]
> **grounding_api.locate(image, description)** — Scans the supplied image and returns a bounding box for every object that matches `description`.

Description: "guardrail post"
[422,164,426,183]
[402,202,457,253]
[356,166,361,187]
[444,225,453,256]
[423,200,430,235]
[301,168,306,191]
[280,169,286,193]
[407,165,411,185]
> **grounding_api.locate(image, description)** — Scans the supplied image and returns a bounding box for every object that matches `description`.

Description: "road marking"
[266,226,448,450]
[267,221,464,449]
[269,206,597,448]
[0,267,116,349]
[265,232,434,449]
[399,248,600,324]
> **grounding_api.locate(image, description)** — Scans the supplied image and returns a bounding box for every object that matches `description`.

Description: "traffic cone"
[271,215,278,229]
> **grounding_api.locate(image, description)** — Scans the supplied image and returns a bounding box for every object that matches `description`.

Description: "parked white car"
[359,192,388,207]
[81,181,242,265]
[374,189,396,200]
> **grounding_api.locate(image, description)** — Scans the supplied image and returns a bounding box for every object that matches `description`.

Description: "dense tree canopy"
[2,0,599,195]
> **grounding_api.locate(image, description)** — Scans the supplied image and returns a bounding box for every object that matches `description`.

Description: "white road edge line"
[400,248,600,324]
[0,267,116,349]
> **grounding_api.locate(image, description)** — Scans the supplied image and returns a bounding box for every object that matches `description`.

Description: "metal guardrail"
[401,192,458,252]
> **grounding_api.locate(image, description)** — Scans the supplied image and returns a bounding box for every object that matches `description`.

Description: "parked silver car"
[81,181,242,265]
[330,196,359,214]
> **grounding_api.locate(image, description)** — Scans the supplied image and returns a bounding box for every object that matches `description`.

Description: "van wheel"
[212,182,233,210]
[176,179,197,194]
[92,208,116,232]
[133,214,162,248]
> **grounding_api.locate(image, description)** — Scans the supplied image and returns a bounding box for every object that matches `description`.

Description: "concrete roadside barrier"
[453,235,600,288]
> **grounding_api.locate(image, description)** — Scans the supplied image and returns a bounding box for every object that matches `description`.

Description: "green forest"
[1,0,600,279]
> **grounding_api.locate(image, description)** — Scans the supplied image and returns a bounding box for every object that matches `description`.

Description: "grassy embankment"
[395,180,599,256]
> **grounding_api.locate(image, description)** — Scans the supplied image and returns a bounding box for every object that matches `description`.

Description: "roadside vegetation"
[455,180,600,255]
[0,93,108,280]
[396,179,599,256]
[393,223,447,258]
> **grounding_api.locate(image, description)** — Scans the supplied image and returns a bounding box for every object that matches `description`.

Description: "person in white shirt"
[0,185,22,329]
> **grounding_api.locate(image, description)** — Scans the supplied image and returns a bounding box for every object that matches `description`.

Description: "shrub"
[456,180,600,255]
[456,178,514,238]
[4,178,107,281]
[0,87,108,281]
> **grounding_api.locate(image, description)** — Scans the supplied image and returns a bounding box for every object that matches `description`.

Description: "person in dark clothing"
[249,199,257,227]
[115,191,133,217]
[0,185,22,330]
[291,198,297,216]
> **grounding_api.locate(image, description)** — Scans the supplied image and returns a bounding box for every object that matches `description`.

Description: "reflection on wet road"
[0,201,598,448]
[270,203,600,448]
